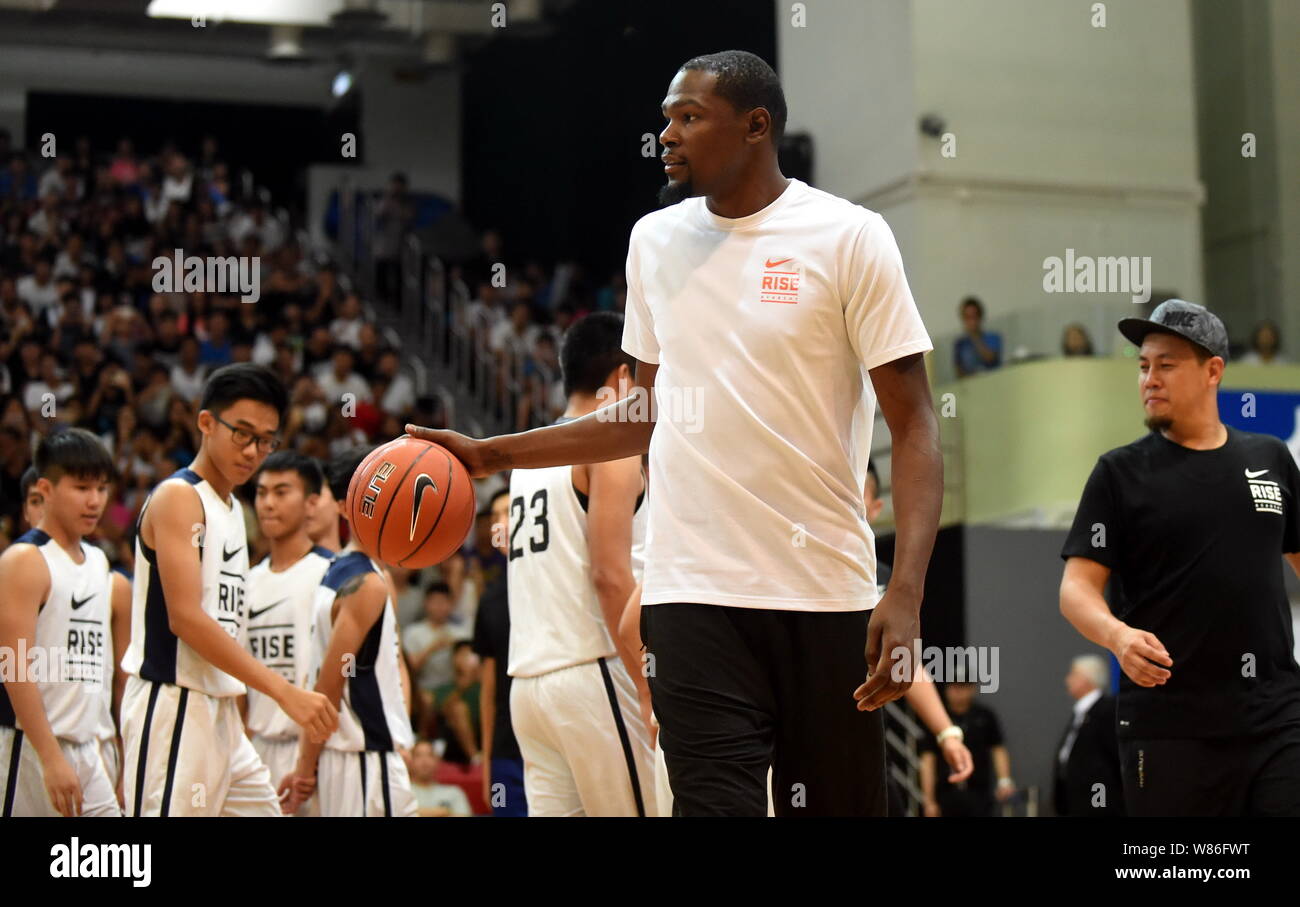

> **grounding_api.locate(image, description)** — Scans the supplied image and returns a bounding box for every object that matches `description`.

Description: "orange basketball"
[346,437,477,569]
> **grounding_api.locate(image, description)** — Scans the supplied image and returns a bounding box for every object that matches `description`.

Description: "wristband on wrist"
[997,776,1015,790]
[935,725,963,745]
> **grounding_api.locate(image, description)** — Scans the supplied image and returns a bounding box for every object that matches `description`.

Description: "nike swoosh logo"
[764,257,793,269]
[1245,468,1270,478]
[248,598,288,621]
[222,543,242,562]
[70,592,95,610]
[410,473,439,541]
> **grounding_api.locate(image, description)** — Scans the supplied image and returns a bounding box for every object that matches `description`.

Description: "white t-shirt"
[621,178,932,612]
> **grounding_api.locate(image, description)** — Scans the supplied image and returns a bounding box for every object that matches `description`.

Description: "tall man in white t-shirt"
[408,50,943,816]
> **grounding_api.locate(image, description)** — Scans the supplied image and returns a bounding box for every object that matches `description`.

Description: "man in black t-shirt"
[472,488,528,816]
[1060,299,1300,816]
[919,680,1012,817]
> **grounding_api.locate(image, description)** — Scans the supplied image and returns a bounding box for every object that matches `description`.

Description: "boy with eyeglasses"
[120,363,337,816]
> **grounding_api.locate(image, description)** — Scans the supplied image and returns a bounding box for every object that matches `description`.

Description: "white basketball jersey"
[311,550,412,753]
[0,529,114,744]
[245,545,334,740]
[506,459,647,678]
[122,468,251,697]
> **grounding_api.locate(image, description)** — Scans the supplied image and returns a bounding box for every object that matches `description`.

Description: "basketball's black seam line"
[373,443,437,564]
[402,449,456,568]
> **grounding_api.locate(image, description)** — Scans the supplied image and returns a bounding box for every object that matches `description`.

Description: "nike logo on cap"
[223,543,242,561]
[764,257,793,269]
[410,474,439,541]
[70,592,95,610]
[248,599,287,621]
[1245,468,1270,479]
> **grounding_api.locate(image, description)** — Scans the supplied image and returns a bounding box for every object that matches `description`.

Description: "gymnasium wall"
[779,0,1204,380]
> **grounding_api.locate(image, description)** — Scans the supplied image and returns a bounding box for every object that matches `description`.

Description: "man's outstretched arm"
[406,362,658,476]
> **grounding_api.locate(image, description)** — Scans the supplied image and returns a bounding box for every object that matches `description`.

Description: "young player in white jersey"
[505,312,656,817]
[280,448,418,817]
[242,452,334,816]
[18,467,129,805]
[120,364,337,816]
[305,459,344,553]
[0,429,129,816]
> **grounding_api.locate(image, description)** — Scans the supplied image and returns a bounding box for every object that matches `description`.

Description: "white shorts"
[511,657,656,817]
[98,736,121,793]
[121,675,280,817]
[1,727,121,817]
[252,735,319,817]
[317,748,418,817]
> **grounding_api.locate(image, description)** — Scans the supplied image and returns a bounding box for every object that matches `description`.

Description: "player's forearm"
[1059,577,1125,653]
[480,666,495,763]
[595,571,646,699]
[919,753,937,801]
[886,412,944,600]
[993,746,1012,781]
[170,610,289,700]
[2,681,63,763]
[903,670,953,736]
[481,396,654,471]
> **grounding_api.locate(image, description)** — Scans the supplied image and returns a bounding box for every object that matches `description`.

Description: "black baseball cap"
[1118,299,1229,361]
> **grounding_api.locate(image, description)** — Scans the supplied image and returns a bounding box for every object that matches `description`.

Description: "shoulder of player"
[144,476,205,523]
[1227,426,1292,462]
[0,542,51,598]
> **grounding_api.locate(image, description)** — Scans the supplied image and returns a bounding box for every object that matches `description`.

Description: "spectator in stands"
[1241,319,1287,365]
[375,350,416,417]
[407,740,473,817]
[953,296,1002,377]
[432,640,482,767]
[329,292,365,349]
[16,255,58,322]
[1061,322,1095,357]
[404,582,468,702]
[314,344,372,408]
[920,677,1016,816]
[170,335,207,404]
[373,171,415,303]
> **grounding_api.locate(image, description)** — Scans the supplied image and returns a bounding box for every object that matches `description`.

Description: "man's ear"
[867,497,885,523]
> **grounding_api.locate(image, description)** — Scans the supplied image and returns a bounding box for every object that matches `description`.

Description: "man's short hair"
[961,296,984,318]
[1072,655,1109,691]
[424,581,452,599]
[325,446,373,502]
[560,311,634,397]
[256,451,324,496]
[199,363,288,424]
[34,427,117,485]
[681,50,787,144]
[20,465,40,498]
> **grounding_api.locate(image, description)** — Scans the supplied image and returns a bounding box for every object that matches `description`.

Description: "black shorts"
[1120,724,1300,816]
[641,602,886,817]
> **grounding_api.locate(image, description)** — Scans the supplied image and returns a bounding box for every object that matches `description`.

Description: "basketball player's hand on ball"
[279,686,339,743]
[402,425,492,477]
[854,588,921,711]
[1110,625,1172,688]
[42,752,84,817]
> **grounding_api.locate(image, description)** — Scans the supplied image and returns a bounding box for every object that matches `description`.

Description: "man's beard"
[658,178,694,207]
[1144,414,1174,433]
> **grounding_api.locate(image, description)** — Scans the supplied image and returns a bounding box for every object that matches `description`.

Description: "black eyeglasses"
[214,414,281,454]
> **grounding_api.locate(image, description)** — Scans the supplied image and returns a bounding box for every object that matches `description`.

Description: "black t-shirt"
[1061,427,1300,739]
[471,575,521,761]
[921,702,1003,796]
